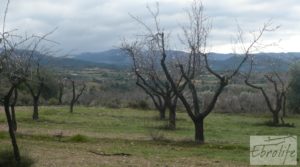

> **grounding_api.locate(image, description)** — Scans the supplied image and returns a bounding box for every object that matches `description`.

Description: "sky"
[1,0,300,55]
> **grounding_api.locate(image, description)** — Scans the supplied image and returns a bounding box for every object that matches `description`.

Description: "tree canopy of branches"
[124,0,274,143]
[24,50,56,120]
[245,70,287,125]
[25,61,45,120]
[121,41,180,129]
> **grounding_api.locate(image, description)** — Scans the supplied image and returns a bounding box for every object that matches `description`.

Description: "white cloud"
[1,0,299,54]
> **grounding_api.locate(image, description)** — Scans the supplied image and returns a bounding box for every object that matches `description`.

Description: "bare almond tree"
[0,0,56,162]
[244,58,289,125]
[121,41,179,128]
[121,3,194,129]
[25,62,45,120]
[25,65,45,120]
[126,0,275,143]
[24,31,57,120]
[0,0,30,162]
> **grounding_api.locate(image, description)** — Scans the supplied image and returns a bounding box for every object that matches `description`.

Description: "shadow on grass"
[0,150,34,167]
[254,121,295,128]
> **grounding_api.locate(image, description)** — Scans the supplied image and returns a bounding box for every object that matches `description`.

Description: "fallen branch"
[88,150,131,156]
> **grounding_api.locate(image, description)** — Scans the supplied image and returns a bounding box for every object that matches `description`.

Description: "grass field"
[0,106,299,166]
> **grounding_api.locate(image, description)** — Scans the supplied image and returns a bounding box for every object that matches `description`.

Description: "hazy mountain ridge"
[2,48,299,71]
[72,49,300,71]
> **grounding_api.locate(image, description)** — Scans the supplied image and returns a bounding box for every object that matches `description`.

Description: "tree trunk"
[70,101,74,113]
[11,88,18,131]
[194,118,204,143]
[32,97,39,120]
[4,97,21,163]
[159,107,166,120]
[11,105,17,131]
[58,87,63,105]
[272,111,279,125]
[282,94,286,117]
[168,106,176,129]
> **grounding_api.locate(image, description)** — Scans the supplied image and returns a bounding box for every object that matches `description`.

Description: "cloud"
[1,0,299,54]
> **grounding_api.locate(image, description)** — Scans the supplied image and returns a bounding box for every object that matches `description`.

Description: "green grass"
[0,106,299,166]
[67,134,90,142]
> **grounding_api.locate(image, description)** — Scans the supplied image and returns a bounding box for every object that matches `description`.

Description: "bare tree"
[0,0,30,162]
[25,62,45,120]
[0,0,55,162]
[68,79,86,113]
[126,0,274,143]
[121,41,179,128]
[121,3,194,129]
[244,59,289,125]
[57,77,66,105]
[24,32,57,120]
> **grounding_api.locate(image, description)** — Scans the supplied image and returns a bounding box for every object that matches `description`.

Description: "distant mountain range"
[71,49,300,72]
[2,48,299,71]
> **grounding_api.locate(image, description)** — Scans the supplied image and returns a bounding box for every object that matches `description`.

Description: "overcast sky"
[2,0,300,54]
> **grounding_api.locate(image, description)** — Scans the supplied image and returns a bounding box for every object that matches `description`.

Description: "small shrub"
[0,150,34,167]
[67,134,89,142]
[149,130,166,141]
[17,94,31,106]
[127,100,150,110]
[47,98,58,105]
[138,100,150,110]
[105,99,121,109]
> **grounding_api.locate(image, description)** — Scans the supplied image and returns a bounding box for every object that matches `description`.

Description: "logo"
[250,136,297,165]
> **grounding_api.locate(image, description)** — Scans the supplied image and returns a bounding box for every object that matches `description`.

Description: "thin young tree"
[24,34,57,120]
[57,77,66,105]
[68,78,86,113]
[25,63,45,120]
[24,57,49,120]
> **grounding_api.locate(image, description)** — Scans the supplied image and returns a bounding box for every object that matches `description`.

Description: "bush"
[104,99,122,109]
[127,100,150,110]
[47,98,58,105]
[67,134,89,143]
[0,150,34,167]
[149,130,166,141]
